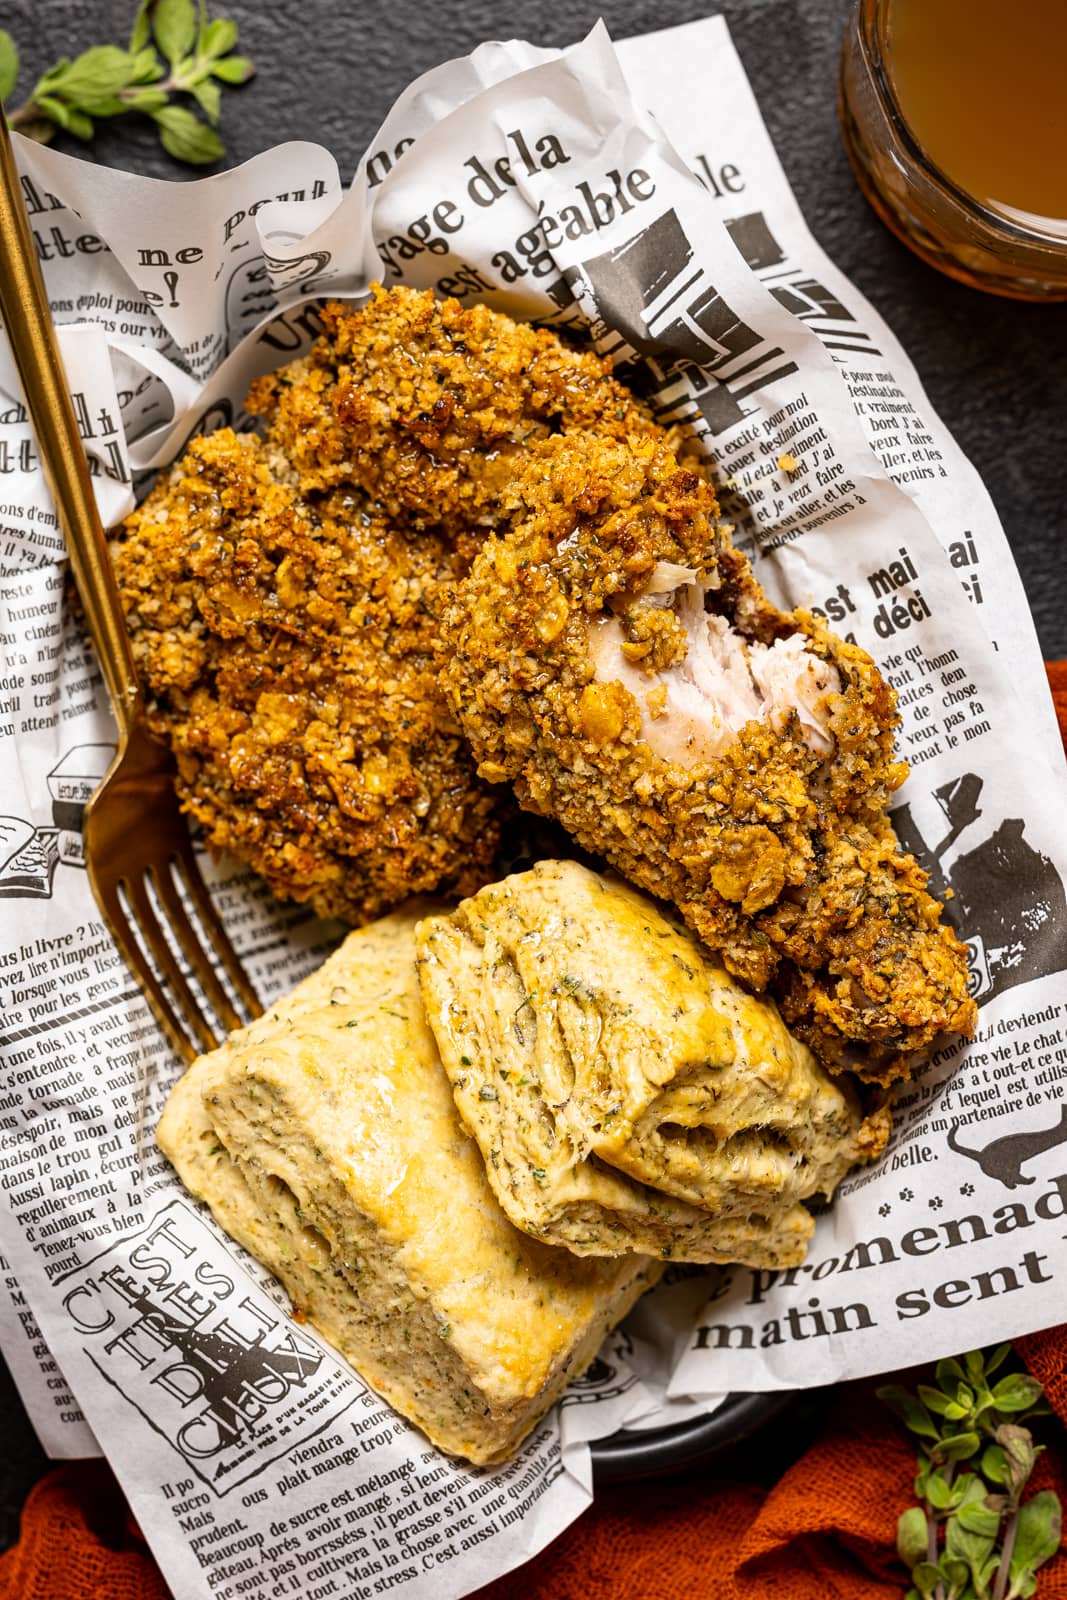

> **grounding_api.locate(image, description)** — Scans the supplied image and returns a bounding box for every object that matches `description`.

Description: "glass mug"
[839,0,1067,301]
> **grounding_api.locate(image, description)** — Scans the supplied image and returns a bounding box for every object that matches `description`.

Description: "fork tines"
[91,836,262,1064]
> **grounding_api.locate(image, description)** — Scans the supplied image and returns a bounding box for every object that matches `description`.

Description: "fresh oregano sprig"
[880,1345,1062,1600]
[0,0,254,166]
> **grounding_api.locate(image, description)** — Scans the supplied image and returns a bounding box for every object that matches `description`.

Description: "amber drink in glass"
[839,0,1067,300]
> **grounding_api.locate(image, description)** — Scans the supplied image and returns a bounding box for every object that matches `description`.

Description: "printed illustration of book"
[58,831,86,869]
[47,744,114,831]
[0,818,60,899]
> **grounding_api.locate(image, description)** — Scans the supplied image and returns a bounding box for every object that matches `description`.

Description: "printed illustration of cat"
[947,1105,1067,1189]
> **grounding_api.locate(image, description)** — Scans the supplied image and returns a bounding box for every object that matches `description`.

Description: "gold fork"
[0,115,262,1062]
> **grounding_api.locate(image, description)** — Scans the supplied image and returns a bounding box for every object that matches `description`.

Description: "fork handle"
[0,113,141,738]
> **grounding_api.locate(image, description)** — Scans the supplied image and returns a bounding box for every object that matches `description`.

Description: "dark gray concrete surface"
[2,0,1064,1547]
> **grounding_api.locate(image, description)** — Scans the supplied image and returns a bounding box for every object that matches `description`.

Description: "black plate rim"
[590,1390,791,1483]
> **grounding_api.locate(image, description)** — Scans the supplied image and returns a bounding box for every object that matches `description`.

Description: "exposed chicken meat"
[589,583,841,767]
[748,629,840,755]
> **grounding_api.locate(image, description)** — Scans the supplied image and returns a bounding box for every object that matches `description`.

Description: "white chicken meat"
[588,575,841,766]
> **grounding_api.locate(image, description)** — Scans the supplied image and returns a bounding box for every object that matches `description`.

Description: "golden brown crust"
[767,818,979,1082]
[111,427,501,923]
[246,285,662,561]
[117,283,975,1078]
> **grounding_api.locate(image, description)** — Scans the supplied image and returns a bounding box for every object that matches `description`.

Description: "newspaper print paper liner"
[1,16,1066,1600]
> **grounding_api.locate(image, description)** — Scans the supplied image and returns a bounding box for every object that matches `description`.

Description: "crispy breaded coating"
[111,428,500,923]
[246,285,660,560]
[769,813,979,1074]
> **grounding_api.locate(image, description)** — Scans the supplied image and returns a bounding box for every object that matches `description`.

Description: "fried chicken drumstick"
[438,428,976,1082]
[246,286,972,1081]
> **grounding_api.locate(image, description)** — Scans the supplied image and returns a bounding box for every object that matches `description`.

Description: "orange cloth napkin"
[2,1354,1064,1600]
[3,661,1067,1600]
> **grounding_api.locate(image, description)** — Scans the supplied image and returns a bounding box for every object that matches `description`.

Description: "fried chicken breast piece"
[111,427,500,923]
[416,861,888,1266]
[435,428,976,1082]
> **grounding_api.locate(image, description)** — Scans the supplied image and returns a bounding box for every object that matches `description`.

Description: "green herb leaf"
[878,1385,940,1441]
[125,87,168,111]
[945,1515,996,1590]
[946,1475,972,1513]
[65,108,95,139]
[1008,1490,1062,1595]
[919,1384,954,1417]
[938,1554,970,1595]
[995,1425,1038,1495]
[200,16,238,57]
[82,94,131,116]
[130,45,164,82]
[978,1554,1001,1595]
[911,1561,942,1599]
[927,1470,953,1511]
[965,1351,986,1385]
[151,101,222,163]
[129,0,153,51]
[954,1498,1001,1539]
[36,93,72,128]
[211,53,254,83]
[939,1431,982,1462]
[936,1356,970,1390]
[897,1507,929,1569]
[991,1374,1045,1415]
[0,30,19,101]
[981,1445,1008,1486]
[47,44,135,102]
[190,76,220,121]
[153,0,198,66]
[171,52,199,84]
